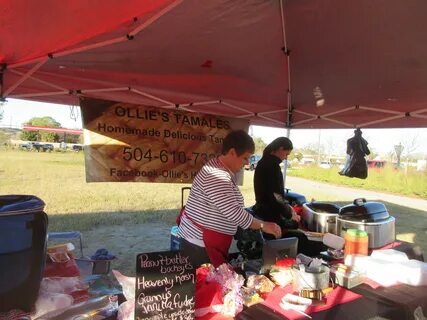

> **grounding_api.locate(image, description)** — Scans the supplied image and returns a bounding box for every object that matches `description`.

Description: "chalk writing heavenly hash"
[137,276,174,291]
[137,273,195,291]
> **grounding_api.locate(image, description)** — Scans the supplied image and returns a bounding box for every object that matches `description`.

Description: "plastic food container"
[344,229,368,257]
[280,293,312,312]
[291,265,330,291]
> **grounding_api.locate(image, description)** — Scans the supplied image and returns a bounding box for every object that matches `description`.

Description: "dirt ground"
[78,177,427,277]
[81,222,172,276]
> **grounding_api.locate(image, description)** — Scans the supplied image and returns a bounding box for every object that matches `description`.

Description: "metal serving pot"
[301,202,341,234]
[336,216,396,248]
[337,198,395,248]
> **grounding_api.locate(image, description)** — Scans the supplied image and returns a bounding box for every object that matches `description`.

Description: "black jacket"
[252,153,292,225]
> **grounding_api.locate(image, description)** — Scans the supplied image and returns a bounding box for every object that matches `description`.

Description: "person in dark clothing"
[253,137,299,225]
[253,137,325,256]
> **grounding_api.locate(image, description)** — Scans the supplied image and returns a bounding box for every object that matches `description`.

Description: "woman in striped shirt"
[178,130,282,267]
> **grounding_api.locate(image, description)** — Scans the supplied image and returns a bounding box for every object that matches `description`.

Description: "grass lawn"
[0,149,190,231]
[288,164,427,199]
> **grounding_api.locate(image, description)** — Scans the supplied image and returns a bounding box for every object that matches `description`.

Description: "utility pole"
[394,143,404,168]
[317,129,322,164]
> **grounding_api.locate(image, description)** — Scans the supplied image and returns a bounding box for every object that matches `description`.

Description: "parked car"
[72,144,83,152]
[20,142,54,152]
[19,142,32,150]
[245,155,262,170]
[42,144,54,152]
[319,160,332,169]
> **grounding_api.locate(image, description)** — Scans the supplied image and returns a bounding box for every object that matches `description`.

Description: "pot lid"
[339,198,387,215]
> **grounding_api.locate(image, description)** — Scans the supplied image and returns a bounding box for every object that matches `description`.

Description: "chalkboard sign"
[135,251,196,320]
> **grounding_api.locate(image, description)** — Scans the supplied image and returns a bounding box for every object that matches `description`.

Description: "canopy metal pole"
[0,64,5,101]
[4,58,47,96]
[282,127,291,189]
[280,0,292,190]
[9,69,68,91]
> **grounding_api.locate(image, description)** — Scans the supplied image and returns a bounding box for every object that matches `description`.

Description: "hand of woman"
[262,221,282,239]
[291,208,301,222]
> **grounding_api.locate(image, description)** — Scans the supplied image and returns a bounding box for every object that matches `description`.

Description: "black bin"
[0,195,48,312]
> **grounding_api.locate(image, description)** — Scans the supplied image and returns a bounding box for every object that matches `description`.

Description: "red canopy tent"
[1,0,427,129]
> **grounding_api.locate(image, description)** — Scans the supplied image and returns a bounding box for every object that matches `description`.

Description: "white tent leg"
[282,127,291,189]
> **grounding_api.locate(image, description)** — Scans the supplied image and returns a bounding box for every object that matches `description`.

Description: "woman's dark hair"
[263,137,293,156]
[222,130,255,156]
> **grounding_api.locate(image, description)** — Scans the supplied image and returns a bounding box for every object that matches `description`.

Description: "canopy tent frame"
[1,0,427,129]
[2,0,284,124]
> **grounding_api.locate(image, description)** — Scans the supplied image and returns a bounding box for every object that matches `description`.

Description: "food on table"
[246,274,275,293]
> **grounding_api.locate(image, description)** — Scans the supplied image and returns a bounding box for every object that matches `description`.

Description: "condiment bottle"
[344,229,368,257]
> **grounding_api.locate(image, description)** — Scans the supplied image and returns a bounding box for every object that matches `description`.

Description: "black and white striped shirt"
[178,157,253,245]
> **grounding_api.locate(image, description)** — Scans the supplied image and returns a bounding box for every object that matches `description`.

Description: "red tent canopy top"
[1,0,427,129]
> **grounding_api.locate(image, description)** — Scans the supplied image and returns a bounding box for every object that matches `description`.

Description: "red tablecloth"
[196,284,362,320]
[262,285,362,320]
[196,240,421,320]
[197,313,233,320]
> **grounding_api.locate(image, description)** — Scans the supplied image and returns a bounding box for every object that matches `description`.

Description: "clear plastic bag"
[112,270,136,320]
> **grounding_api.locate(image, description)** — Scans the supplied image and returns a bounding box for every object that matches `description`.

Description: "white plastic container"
[280,293,312,312]
[344,254,371,273]
[397,259,427,286]
[370,249,408,263]
[365,258,400,287]
[323,233,345,250]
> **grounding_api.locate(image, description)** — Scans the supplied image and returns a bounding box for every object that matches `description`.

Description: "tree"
[20,130,38,141]
[367,148,378,161]
[252,136,266,155]
[289,150,303,162]
[64,134,81,144]
[20,116,62,142]
[300,143,321,156]
[401,135,419,160]
[28,116,61,128]
[400,134,419,171]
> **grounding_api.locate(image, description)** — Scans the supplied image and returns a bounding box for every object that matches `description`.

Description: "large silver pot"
[301,203,340,234]
[336,216,395,248]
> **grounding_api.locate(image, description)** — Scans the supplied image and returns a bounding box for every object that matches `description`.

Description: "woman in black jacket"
[253,137,298,225]
[253,137,324,256]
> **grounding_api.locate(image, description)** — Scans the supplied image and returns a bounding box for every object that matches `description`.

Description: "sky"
[1,98,426,157]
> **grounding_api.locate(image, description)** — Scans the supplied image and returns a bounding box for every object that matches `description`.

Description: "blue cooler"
[0,195,48,312]
[170,226,181,251]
